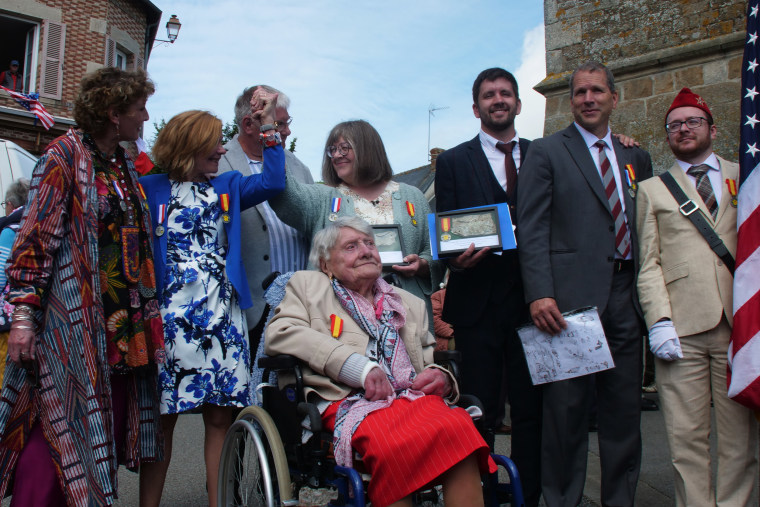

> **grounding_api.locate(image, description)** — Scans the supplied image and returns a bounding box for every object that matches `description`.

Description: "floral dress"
[158,180,251,414]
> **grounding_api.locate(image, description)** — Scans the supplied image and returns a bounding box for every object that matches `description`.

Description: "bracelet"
[259,123,275,133]
[10,325,35,331]
[259,131,282,148]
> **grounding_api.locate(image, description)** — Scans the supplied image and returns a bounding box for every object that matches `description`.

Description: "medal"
[330,197,341,221]
[112,180,128,211]
[155,225,165,236]
[330,314,344,338]
[156,204,166,236]
[726,178,738,207]
[625,164,637,198]
[406,201,417,226]
[219,193,231,223]
[440,216,451,241]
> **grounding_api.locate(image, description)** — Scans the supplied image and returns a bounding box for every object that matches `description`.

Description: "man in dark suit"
[517,61,653,507]
[434,68,542,507]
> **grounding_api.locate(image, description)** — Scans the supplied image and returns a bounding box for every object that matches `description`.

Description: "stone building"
[0,0,165,154]
[536,0,746,173]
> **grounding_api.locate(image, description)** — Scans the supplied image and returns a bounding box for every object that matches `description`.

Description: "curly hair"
[151,110,222,181]
[74,67,155,136]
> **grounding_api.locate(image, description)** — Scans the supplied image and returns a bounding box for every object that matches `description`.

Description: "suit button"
[263,255,269,261]
[609,225,614,232]
[717,260,723,266]
[607,256,613,262]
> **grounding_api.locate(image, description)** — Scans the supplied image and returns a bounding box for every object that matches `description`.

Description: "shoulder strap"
[659,171,734,275]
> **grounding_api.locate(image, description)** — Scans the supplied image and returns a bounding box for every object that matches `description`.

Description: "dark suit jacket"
[435,135,531,327]
[516,123,653,316]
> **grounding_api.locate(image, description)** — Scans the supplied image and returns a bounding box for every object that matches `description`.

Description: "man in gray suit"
[517,61,652,507]
[217,85,314,345]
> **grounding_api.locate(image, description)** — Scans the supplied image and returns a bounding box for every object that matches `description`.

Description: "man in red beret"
[636,88,758,506]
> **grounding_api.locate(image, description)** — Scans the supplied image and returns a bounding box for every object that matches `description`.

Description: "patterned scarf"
[331,277,423,466]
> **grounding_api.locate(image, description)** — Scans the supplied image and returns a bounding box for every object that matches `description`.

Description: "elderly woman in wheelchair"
[262,216,495,507]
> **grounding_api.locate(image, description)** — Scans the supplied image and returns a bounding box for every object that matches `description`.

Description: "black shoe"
[641,397,659,411]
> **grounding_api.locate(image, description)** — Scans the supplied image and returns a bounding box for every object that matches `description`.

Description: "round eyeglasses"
[326,143,353,158]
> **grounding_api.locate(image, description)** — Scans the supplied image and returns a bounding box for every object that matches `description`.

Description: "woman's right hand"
[250,87,279,127]
[8,326,36,363]
[363,366,393,401]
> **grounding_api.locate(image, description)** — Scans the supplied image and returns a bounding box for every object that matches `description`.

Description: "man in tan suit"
[637,88,758,507]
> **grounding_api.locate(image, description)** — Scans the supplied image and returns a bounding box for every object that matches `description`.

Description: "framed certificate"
[435,206,503,257]
[372,224,406,266]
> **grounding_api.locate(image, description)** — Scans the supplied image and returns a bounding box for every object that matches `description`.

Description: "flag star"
[753,5,759,17]
[747,143,760,157]
[746,114,760,128]
[746,87,760,100]
[751,32,759,45]
[749,59,759,72]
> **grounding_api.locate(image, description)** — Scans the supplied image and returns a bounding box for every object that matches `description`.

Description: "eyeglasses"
[274,117,292,132]
[326,143,353,158]
[665,117,708,133]
[0,201,8,208]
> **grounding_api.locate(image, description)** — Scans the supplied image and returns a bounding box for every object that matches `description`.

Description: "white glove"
[648,320,683,361]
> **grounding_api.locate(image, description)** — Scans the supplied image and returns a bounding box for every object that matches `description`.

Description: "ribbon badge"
[220,193,231,223]
[330,314,344,338]
[406,201,417,226]
[726,178,738,208]
[440,216,451,241]
[137,183,147,201]
[112,179,128,211]
[329,197,341,222]
[156,203,166,236]
[625,164,637,197]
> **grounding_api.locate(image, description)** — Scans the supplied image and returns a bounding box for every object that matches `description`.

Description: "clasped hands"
[363,366,451,401]
[249,87,278,126]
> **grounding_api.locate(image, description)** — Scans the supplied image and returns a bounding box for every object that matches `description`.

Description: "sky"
[145,1,546,182]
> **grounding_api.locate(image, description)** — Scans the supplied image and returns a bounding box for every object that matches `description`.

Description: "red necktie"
[495,141,517,203]
[595,140,630,258]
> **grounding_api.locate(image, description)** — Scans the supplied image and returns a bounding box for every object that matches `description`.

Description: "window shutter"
[39,20,65,100]
[105,37,115,67]
[133,55,144,71]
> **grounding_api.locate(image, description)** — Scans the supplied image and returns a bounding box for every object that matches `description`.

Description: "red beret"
[666,87,713,121]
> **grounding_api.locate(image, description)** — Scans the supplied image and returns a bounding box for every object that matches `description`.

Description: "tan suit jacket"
[265,271,455,403]
[636,155,737,336]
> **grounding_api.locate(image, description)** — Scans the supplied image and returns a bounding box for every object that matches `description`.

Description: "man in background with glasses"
[217,85,314,351]
[636,88,758,506]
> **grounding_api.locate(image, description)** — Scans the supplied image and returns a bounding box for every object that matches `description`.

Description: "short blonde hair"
[152,110,222,181]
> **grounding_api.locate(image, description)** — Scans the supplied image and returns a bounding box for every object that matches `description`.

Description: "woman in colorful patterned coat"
[138,96,285,507]
[0,68,165,506]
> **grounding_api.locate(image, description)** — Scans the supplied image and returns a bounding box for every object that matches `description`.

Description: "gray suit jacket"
[516,123,653,316]
[217,134,314,325]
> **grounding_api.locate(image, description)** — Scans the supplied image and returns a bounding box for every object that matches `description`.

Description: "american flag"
[0,85,55,130]
[728,1,760,410]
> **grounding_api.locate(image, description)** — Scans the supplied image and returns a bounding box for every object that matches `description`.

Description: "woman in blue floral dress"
[138,90,285,507]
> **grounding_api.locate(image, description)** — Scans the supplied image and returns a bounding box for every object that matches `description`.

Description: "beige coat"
[265,271,456,403]
[636,156,737,336]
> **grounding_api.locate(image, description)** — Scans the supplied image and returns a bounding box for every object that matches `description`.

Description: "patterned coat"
[0,129,163,506]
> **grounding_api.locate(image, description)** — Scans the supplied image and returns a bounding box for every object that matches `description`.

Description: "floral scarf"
[331,277,423,466]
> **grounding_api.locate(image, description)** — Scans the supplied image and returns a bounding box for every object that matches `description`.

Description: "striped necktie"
[687,164,718,220]
[595,140,630,258]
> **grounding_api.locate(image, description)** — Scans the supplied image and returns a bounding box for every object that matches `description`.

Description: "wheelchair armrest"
[258,354,300,370]
[261,271,282,290]
[297,402,323,433]
[457,394,483,412]
[433,350,461,364]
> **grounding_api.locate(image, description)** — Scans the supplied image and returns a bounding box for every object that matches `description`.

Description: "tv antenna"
[428,104,449,161]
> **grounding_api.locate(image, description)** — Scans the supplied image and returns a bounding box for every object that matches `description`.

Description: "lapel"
[209,173,232,237]
[611,137,636,226]
[669,163,715,224]
[465,136,506,204]
[562,124,610,212]
[714,156,739,226]
[151,175,172,265]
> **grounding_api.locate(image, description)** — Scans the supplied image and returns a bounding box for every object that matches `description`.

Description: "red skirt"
[323,395,495,507]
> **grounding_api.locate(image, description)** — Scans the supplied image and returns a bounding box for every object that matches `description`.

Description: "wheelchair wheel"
[218,406,295,506]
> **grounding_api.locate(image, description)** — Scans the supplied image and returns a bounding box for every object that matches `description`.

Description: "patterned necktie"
[595,140,630,258]
[495,140,518,203]
[686,164,718,220]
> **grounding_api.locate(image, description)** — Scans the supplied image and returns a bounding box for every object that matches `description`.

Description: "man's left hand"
[411,368,452,397]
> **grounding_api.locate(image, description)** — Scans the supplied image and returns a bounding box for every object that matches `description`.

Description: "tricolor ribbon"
[625,164,637,190]
[330,314,343,338]
[112,180,125,200]
[331,197,341,213]
[406,201,417,225]
[158,203,166,224]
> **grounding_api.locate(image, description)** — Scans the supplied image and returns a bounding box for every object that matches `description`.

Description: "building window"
[115,49,127,70]
[0,14,40,94]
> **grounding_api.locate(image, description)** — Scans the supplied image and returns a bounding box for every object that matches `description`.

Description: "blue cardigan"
[140,145,285,310]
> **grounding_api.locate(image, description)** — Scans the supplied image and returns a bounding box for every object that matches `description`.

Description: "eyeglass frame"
[274,117,293,132]
[665,116,709,134]
[325,142,353,158]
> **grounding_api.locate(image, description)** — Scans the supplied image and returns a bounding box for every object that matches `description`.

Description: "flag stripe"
[735,207,760,266]
[0,85,55,129]
[733,246,760,312]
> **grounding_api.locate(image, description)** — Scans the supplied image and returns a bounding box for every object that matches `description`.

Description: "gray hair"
[233,85,291,127]
[569,61,616,97]
[309,216,375,268]
[5,178,30,208]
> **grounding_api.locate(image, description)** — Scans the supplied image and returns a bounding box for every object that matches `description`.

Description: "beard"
[478,104,517,134]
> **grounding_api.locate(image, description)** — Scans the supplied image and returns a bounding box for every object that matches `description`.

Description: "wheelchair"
[217,273,525,506]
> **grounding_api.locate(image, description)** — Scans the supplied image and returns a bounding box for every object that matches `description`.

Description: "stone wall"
[538,0,746,173]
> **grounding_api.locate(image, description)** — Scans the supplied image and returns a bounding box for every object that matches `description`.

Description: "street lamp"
[154,14,181,44]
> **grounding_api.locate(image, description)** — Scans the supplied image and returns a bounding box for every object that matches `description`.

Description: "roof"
[392,163,437,211]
